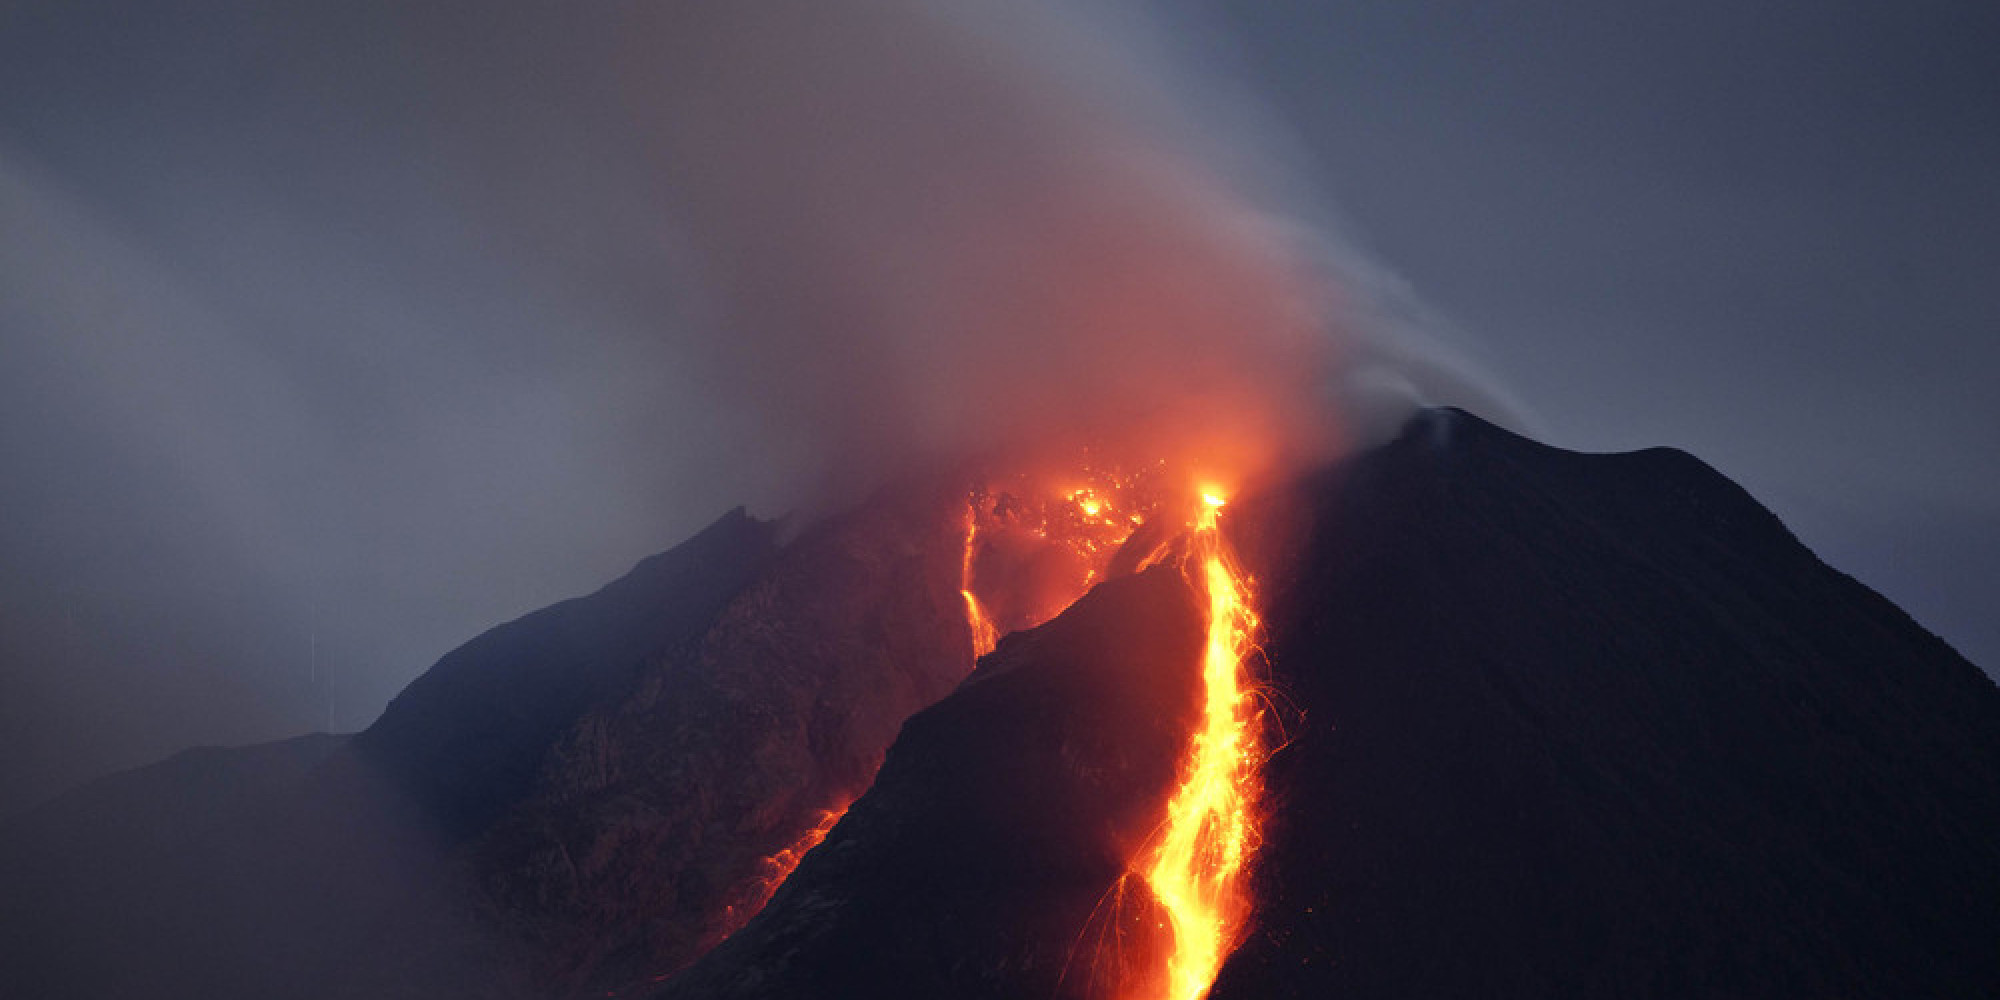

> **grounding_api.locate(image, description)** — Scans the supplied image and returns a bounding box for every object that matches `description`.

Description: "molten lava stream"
[961,502,999,657]
[1134,491,1263,1000]
[719,803,847,938]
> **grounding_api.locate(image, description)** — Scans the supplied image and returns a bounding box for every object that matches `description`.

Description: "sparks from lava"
[1133,488,1263,1000]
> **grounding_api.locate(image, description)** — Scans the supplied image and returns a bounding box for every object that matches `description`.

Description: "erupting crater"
[752,460,1274,1000]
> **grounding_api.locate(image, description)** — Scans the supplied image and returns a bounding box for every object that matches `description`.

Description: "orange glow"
[700,464,1271,997]
[705,467,1265,1000]
[961,502,1000,658]
[1133,489,1263,1000]
[720,802,848,937]
[957,463,1159,649]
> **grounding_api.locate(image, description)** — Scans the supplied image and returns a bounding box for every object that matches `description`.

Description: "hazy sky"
[2,0,1994,814]
[1216,0,1998,677]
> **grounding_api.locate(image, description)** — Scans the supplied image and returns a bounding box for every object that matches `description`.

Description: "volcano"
[3,408,1996,999]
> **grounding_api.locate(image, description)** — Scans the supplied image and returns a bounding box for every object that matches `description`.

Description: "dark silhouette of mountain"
[645,408,2000,999]
[1213,408,2000,998]
[6,409,1996,1000]
[0,490,983,999]
[658,565,1207,1000]
[471,481,981,994]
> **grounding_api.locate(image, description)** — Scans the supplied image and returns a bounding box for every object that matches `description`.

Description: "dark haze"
[1,0,1993,814]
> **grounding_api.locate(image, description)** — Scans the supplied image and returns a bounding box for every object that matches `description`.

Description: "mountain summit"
[645,408,2000,999]
[1220,408,2000,997]
[4,409,1994,999]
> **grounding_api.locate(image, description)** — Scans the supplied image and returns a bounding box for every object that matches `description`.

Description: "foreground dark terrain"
[4,408,1995,999]
[1215,409,2000,998]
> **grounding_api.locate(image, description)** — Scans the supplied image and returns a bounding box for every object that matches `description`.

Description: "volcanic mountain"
[3,408,1995,999]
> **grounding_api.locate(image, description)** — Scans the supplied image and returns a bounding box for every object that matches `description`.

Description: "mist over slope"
[0,0,1515,812]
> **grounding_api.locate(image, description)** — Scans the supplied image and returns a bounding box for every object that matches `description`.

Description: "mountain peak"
[7,416,1998,1000]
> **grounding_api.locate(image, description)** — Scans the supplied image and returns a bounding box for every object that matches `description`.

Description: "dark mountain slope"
[8,409,1995,1000]
[1216,407,2000,998]
[0,732,351,960]
[351,506,783,839]
[473,481,986,995]
[656,565,1208,1000]
[0,493,987,1000]
[645,407,2000,1000]
[0,509,783,1000]
[1,732,348,864]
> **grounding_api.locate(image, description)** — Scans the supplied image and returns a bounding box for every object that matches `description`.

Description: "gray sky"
[1213,0,1998,674]
[1,0,1993,814]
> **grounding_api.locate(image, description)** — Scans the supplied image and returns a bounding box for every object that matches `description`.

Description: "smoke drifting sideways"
[632,0,1519,503]
[0,0,1510,812]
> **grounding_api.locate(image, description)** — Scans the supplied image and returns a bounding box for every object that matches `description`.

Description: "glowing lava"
[720,802,849,938]
[719,467,1265,1000]
[727,468,1158,954]
[956,468,1266,1000]
[1134,489,1263,1000]
[956,464,1159,650]
[961,501,1000,658]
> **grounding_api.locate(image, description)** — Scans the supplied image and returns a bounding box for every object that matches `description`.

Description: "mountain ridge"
[4,408,1993,1000]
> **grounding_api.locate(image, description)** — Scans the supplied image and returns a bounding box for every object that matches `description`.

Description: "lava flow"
[955,467,1151,649]
[718,802,849,939]
[715,471,1156,956]
[1132,489,1264,1000]
[959,467,1267,1000]
[715,467,1265,1000]
[961,500,1000,658]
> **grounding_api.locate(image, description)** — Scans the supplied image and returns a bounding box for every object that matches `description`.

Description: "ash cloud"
[0,0,1505,811]
[630,0,1510,501]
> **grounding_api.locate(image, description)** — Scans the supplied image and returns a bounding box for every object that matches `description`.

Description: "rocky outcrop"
[651,408,2000,999]
[0,484,988,1000]
[474,483,983,995]
[351,506,785,840]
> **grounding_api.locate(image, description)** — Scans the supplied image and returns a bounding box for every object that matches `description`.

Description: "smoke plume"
[627,0,1506,503]
[0,0,1511,810]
